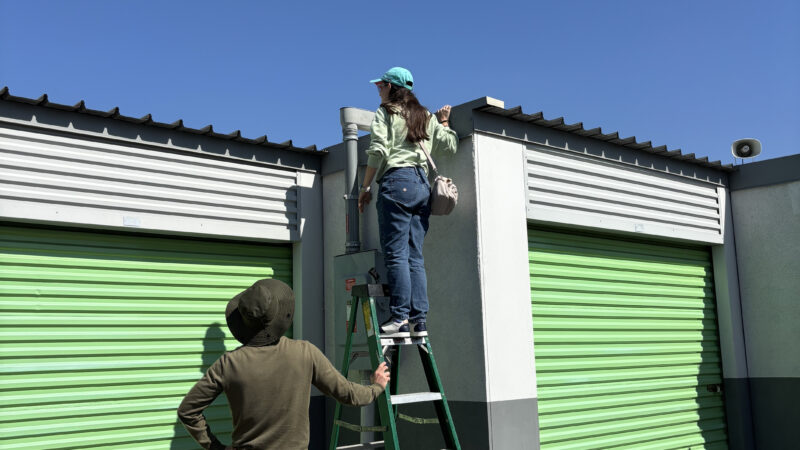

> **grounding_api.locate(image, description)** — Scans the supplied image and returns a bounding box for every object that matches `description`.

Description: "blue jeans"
[376,166,431,323]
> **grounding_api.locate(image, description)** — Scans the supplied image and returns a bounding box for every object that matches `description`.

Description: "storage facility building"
[0,88,325,448]
[327,97,752,450]
[2,88,797,449]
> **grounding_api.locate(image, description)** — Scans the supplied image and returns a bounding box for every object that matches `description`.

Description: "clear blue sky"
[1,0,797,165]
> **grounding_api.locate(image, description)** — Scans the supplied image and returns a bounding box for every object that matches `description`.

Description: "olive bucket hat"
[225,279,294,346]
[370,66,414,91]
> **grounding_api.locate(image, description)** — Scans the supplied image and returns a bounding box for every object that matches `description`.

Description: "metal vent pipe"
[340,107,375,254]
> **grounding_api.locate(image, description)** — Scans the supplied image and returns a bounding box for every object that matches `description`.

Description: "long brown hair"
[381,85,429,143]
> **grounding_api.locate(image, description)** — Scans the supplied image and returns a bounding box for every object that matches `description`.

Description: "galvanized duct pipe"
[339,107,375,254]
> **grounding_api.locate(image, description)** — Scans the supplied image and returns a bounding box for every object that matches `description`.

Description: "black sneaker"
[380,319,409,337]
[410,322,427,337]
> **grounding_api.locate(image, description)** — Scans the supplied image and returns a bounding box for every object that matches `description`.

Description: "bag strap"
[418,139,439,175]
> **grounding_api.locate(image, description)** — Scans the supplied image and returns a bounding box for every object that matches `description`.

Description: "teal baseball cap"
[370,67,414,91]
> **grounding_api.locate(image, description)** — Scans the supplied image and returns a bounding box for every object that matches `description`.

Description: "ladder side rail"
[364,296,400,450]
[418,341,461,450]
[389,346,400,420]
[341,295,361,378]
[329,295,363,450]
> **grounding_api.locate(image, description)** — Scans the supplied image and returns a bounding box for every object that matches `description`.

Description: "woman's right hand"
[436,105,451,122]
[358,190,372,213]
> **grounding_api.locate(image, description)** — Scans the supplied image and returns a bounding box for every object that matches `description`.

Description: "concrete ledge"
[730,154,800,190]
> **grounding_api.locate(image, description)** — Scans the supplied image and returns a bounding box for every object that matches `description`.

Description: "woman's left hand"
[358,190,372,213]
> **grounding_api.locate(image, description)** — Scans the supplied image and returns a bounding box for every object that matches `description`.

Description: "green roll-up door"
[0,225,292,449]
[529,228,728,449]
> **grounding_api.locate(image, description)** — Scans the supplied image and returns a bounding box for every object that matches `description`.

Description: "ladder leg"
[418,340,461,450]
[364,296,400,450]
[389,346,400,419]
[329,400,343,450]
[340,296,361,378]
[329,296,362,450]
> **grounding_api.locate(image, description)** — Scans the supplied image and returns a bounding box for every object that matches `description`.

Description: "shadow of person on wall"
[170,322,228,449]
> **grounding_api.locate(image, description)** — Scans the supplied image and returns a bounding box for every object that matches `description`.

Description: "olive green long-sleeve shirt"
[366,106,459,182]
[178,337,383,450]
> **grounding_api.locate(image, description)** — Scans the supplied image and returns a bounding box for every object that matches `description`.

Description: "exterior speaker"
[731,138,762,159]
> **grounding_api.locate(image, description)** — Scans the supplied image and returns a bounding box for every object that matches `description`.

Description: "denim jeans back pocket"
[385,177,418,206]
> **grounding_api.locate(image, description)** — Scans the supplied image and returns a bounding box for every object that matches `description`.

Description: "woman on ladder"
[358,67,458,338]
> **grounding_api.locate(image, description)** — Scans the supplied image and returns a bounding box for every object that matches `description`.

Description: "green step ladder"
[329,284,461,450]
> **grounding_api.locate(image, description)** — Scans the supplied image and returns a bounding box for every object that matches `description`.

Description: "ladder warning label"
[346,298,356,333]
[363,302,374,336]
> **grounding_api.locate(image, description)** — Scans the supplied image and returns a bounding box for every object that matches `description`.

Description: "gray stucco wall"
[729,154,800,448]
[321,134,498,449]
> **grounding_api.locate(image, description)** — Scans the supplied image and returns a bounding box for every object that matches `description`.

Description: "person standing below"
[178,279,390,450]
[358,67,458,338]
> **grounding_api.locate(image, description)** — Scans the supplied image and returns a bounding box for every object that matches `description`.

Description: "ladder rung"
[337,440,385,449]
[390,392,442,405]
[350,350,370,360]
[334,419,387,433]
[380,336,427,346]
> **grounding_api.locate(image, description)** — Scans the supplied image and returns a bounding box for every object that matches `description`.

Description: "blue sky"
[1,0,797,165]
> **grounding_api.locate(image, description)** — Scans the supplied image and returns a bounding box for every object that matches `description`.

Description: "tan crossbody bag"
[419,140,458,215]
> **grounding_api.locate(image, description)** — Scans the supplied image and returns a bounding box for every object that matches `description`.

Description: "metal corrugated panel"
[529,228,728,449]
[0,225,292,449]
[527,146,724,244]
[475,103,733,171]
[0,86,319,152]
[0,124,300,241]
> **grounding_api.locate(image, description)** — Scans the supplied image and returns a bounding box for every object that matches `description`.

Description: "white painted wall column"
[474,133,539,449]
[711,186,755,450]
[293,171,324,346]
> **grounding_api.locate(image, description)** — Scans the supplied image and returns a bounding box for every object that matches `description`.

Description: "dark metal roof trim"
[0,86,319,153]
[475,104,733,171]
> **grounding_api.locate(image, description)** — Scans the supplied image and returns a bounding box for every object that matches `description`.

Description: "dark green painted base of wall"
[269,378,800,450]
[394,400,489,450]
[321,397,538,450]
[309,395,326,450]
[749,377,800,449]
[393,398,539,449]
[723,378,756,450]
[323,397,383,450]
[722,377,800,450]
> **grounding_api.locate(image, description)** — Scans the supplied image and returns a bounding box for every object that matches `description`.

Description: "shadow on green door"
[170,323,229,449]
